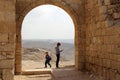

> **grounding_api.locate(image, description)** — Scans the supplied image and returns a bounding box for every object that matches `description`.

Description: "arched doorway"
[15,0,85,74]
[21,4,75,70]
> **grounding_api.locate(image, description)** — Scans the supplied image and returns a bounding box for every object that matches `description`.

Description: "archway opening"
[21,4,75,70]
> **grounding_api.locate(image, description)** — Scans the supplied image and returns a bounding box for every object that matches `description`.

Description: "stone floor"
[14,74,52,80]
[15,66,99,80]
[15,60,105,80]
[51,67,89,80]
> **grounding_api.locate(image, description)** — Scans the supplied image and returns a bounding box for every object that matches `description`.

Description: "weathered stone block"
[105,20,114,27]
[3,69,14,80]
[0,0,16,33]
[6,52,15,59]
[103,59,111,68]
[110,0,120,5]
[0,43,15,51]
[116,73,120,80]
[99,6,107,14]
[0,33,8,42]
[0,54,6,60]
[8,33,16,43]
[0,60,14,68]
[104,0,111,5]
[99,14,107,21]
[98,0,104,6]
[109,70,116,80]
[111,61,119,69]
[112,13,120,19]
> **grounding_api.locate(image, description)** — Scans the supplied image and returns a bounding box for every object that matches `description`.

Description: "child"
[44,52,52,68]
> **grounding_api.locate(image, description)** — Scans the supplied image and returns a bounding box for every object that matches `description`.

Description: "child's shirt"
[45,54,51,61]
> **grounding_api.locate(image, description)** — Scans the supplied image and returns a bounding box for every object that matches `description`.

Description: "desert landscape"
[22,39,75,70]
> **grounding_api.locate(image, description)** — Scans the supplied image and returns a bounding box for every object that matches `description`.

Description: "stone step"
[21,69,51,75]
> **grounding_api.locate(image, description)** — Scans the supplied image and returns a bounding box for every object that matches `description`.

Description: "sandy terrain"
[15,47,76,80]
[22,48,75,70]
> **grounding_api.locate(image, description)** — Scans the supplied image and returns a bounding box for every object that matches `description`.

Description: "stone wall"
[0,0,16,80]
[85,0,120,79]
[0,0,120,80]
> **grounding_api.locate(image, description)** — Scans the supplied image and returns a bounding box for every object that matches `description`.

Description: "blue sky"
[22,5,74,39]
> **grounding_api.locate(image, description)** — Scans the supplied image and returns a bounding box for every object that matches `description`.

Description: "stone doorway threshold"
[15,66,94,80]
[21,68,51,75]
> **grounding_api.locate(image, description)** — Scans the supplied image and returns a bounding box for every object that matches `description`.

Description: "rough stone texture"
[0,0,119,80]
[0,0,16,80]
[0,60,14,69]
[3,69,14,80]
[85,0,120,80]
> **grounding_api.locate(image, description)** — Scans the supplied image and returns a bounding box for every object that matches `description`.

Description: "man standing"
[55,42,63,68]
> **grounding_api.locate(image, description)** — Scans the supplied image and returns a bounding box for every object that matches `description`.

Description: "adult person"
[44,52,52,68]
[55,42,63,68]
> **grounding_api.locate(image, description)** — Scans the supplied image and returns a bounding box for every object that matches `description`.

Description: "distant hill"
[22,48,58,62]
[22,39,75,60]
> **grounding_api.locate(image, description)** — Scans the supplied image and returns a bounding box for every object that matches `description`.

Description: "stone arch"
[15,0,85,74]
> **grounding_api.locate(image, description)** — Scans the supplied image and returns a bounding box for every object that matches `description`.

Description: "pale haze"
[22,5,74,40]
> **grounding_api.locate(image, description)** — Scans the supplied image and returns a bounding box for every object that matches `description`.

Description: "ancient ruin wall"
[0,0,120,80]
[85,0,120,79]
[0,0,16,80]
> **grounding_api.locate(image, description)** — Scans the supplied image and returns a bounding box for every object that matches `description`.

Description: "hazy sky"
[22,5,74,40]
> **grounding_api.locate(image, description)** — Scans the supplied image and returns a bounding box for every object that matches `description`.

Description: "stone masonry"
[85,0,120,80]
[0,0,120,80]
[0,0,16,80]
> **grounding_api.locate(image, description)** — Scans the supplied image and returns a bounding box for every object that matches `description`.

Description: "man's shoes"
[56,67,60,69]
